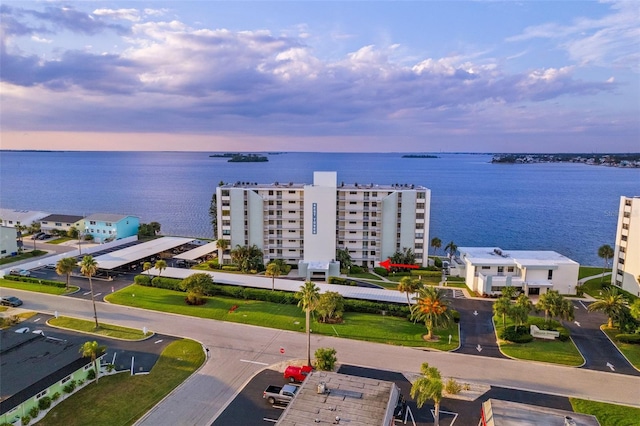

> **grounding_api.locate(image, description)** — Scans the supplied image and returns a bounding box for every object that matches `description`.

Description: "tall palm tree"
[444,241,457,259]
[493,297,512,327]
[296,281,320,366]
[56,257,77,290]
[514,294,534,326]
[411,287,452,340]
[588,287,627,328]
[265,262,282,291]
[598,245,614,283]
[536,290,562,323]
[143,261,152,277]
[80,255,100,328]
[79,340,106,383]
[430,237,442,256]
[397,276,420,308]
[410,362,444,426]
[216,239,230,263]
[154,259,167,278]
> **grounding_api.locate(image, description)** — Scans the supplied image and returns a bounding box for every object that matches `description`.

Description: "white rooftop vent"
[317,382,326,394]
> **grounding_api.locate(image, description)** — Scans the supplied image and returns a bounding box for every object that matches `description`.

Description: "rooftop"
[40,214,84,224]
[174,241,218,260]
[481,399,600,426]
[93,236,194,269]
[277,371,398,426]
[458,247,578,267]
[84,213,138,222]
[221,180,427,191]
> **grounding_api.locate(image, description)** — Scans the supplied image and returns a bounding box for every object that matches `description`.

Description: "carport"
[173,241,218,263]
[92,237,194,272]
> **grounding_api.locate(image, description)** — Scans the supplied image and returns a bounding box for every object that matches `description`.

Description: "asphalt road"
[450,298,505,358]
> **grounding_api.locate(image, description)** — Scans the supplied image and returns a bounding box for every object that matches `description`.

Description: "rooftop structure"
[480,399,600,426]
[174,241,218,261]
[0,208,50,228]
[92,236,193,270]
[455,247,579,296]
[276,371,400,426]
[612,196,640,296]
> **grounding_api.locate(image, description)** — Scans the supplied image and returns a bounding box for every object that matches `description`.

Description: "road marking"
[263,418,278,423]
[94,292,102,297]
[579,301,588,310]
[240,359,269,366]
[154,339,163,344]
[34,317,41,322]
[431,409,459,425]
[83,291,91,295]
[476,344,483,352]
[606,362,615,371]
[574,321,581,327]
[473,310,478,316]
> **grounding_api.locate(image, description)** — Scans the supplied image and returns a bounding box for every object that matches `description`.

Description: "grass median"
[571,398,640,426]
[494,315,584,366]
[106,284,459,350]
[0,278,78,295]
[601,327,640,370]
[36,339,204,426]
[48,316,152,340]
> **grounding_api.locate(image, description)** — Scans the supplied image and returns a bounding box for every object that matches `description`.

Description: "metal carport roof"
[93,237,194,270]
[174,241,218,261]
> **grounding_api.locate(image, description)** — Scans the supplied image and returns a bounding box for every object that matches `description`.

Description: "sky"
[1,1,638,152]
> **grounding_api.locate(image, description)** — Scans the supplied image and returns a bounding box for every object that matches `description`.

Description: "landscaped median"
[493,315,584,366]
[106,283,460,350]
[48,316,152,340]
[1,277,79,295]
[601,327,640,370]
[35,339,205,426]
[571,398,640,426]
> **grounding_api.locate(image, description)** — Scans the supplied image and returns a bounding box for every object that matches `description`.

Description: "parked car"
[31,232,44,240]
[263,384,300,405]
[284,365,313,383]
[44,263,57,270]
[1,296,23,307]
[9,269,30,277]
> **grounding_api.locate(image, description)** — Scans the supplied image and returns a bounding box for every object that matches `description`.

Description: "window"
[289,210,296,214]
[619,258,625,265]
[547,270,553,280]
[349,231,356,234]
[90,221,96,225]
[349,240,357,244]
[288,190,296,194]
[507,267,514,272]
[42,221,48,225]
[1,250,5,254]
[416,213,424,219]
[481,266,491,270]
[622,235,628,241]
[269,190,274,195]
[497,267,504,273]
[288,220,296,223]
[222,230,231,235]
[349,221,357,224]
[350,201,357,205]
[350,191,357,194]
[372,192,377,197]
[370,251,376,255]
[84,364,93,371]
[288,200,296,204]
[106,222,112,226]
[36,390,48,399]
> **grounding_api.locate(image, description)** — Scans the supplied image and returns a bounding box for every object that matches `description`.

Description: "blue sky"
[1,1,638,152]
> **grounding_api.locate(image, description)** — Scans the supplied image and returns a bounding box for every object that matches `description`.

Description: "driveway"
[451,298,505,358]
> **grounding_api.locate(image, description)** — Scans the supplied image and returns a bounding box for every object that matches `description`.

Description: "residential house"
[0,208,49,230]
[83,213,140,243]
[39,214,84,235]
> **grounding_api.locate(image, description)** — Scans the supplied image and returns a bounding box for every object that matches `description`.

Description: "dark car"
[0,296,23,307]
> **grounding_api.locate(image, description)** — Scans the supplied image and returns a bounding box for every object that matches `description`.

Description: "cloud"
[508,0,639,71]
[31,35,52,43]
[25,5,129,35]
[93,8,141,22]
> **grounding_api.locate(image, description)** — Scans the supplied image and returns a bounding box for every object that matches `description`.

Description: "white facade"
[456,247,579,296]
[215,172,431,273]
[0,208,49,229]
[612,196,640,296]
[0,226,19,258]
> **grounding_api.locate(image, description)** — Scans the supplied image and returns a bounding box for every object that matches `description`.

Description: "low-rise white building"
[455,247,579,296]
[0,208,49,229]
[612,196,640,296]
[0,226,19,258]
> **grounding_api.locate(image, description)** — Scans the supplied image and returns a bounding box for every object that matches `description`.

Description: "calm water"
[1,151,638,266]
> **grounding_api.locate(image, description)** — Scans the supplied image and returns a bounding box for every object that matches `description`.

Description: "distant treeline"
[402,154,439,159]
[209,153,269,162]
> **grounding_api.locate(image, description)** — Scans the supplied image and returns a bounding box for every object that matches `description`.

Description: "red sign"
[379,258,420,271]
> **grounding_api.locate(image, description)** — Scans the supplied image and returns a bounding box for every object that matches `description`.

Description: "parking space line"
[240,359,269,366]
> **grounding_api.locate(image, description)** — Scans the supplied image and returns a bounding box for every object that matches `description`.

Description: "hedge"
[3,275,66,288]
[373,267,388,277]
[499,325,534,343]
[410,270,442,277]
[616,334,640,344]
[327,277,359,286]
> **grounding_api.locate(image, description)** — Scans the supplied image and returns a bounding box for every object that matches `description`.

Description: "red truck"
[283,365,313,383]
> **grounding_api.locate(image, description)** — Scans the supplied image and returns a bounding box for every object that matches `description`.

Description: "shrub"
[150,277,182,291]
[373,267,388,276]
[86,368,96,380]
[21,415,31,426]
[349,265,364,274]
[38,396,52,410]
[314,347,337,371]
[433,257,443,268]
[63,380,77,394]
[451,310,461,323]
[556,327,570,342]
[134,275,152,285]
[78,379,85,386]
[2,275,66,288]
[410,270,441,278]
[185,294,206,305]
[28,406,39,418]
[499,325,533,343]
[327,277,358,286]
[616,334,640,344]
[444,378,462,395]
[1,422,14,426]
[221,265,240,271]
[51,392,61,401]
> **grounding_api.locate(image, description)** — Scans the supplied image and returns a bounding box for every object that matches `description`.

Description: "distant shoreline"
[491,153,640,168]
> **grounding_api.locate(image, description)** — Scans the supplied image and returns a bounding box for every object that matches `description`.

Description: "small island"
[491,153,640,168]
[209,153,269,162]
[402,154,439,159]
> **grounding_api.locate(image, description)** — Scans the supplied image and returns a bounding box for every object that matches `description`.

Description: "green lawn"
[36,339,204,426]
[601,327,640,370]
[0,250,47,265]
[581,277,638,301]
[494,315,584,366]
[48,236,74,244]
[571,398,640,426]
[48,316,152,340]
[578,266,609,280]
[106,284,459,349]
[0,279,77,295]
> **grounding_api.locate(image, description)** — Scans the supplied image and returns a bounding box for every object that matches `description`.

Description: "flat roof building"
[0,208,50,229]
[612,196,640,296]
[216,172,430,277]
[480,399,600,426]
[276,371,402,426]
[455,247,579,296]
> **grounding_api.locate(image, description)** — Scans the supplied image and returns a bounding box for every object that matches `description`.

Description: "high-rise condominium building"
[612,196,640,296]
[215,171,430,278]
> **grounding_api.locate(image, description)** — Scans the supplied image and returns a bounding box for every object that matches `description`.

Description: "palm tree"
[536,290,561,323]
[430,237,442,256]
[598,245,614,282]
[500,286,518,299]
[493,297,512,327]
[588,287,627,328]
[79,340,106,383]
[56,257,77,290]
[143,261,152,277]
[265,262,282,291]
[155,259,167,278]
[410,362,444,426]
[411,287,453,340]
[444,241,457,259]
[216,239,230,263]
[397,276,420,308]
[296,281,320,366]
[514,294,534,326]
[80,255,99,328]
